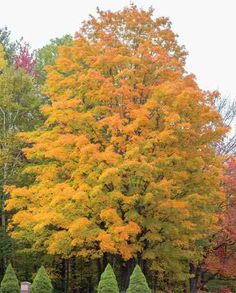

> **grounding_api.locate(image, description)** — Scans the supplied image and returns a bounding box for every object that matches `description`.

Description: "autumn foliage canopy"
[6,5,226,282]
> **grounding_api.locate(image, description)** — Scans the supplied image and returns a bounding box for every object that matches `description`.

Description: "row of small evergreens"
[0,264,52,293]
[0,263,150,293]
[99,264,151,293]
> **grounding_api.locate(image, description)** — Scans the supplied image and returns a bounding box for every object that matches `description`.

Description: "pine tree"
[127,265,151,293]
[31,266,53,293]
[0,264,20,293]
[97,264,119,293]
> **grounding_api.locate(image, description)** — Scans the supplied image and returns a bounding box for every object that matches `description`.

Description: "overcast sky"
[1,0,235,99]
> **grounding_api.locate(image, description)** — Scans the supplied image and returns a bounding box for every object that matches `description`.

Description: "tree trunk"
[102,253,108,271]
[120,259,135,292]
[1,162,8,269]
[63,259,70,293]
[71,257,79,293]
[184,279,191,293]
[97,258,102,282]
[189,264,201,293]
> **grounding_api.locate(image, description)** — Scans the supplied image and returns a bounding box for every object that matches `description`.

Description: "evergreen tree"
[97,264,119,293]
[127,265,151,293]
[0,264,20,293]
[31,266,53,293]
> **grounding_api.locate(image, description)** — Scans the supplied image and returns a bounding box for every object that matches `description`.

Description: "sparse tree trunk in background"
[185,279,191,293]
[71,257,78,293]
[0,106,8,269]
[189,264,202,293]
[62,259,70,293]
[215,96,236,156]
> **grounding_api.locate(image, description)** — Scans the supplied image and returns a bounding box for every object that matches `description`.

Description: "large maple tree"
[6,5,226,285]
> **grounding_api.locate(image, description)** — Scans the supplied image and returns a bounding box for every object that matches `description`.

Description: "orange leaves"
[97,218,141,259]
[114,221,140,240]
[100,208,122,226]
[97,232,116,253]
[160,199,188,210]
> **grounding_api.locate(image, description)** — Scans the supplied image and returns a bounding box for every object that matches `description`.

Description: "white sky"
[1,0,236,99]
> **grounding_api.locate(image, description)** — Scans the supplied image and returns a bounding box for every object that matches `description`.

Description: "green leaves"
[35,34,73,84]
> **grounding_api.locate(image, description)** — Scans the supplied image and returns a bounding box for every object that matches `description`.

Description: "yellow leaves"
[55,57,76,72]
[164,112,180,124]
[34,211,66,231]
[5,186,32,210]
[47,231,72,256]
[79,144,100,164]
[181,220,196,230]
[0,44,7,70]
[158,129,177,143]
[71,190,88,203]
[115,193,139,212]
[34,165,59,181]
[99,168,120,186]
[155,178,173,197]
[45,148,68,160]
[5,185,30,198]
[12,211,35,228]
[98,146,120,164]
[69,217,91,240]
[160,199,188,210]
[49,184,76,204]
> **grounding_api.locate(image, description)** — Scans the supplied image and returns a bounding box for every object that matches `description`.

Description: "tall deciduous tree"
[6,5,226,290]
[0,45,42,273]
